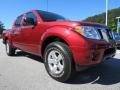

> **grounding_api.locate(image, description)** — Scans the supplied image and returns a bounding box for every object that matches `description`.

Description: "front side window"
[15,15,23,27]
[23,12,37,26]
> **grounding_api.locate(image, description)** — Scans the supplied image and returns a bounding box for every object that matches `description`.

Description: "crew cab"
[2,10,116,82]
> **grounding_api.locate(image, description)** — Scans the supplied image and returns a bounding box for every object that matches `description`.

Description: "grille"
[97,28,113,42]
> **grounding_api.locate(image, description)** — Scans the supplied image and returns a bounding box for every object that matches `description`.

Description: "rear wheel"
[44,42,75,82]
[5,40,15,56]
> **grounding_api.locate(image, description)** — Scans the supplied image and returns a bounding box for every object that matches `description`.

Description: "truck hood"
[43,21,108,28]
[75,21,108,28]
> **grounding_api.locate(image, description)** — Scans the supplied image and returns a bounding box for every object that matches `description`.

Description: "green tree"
[0,21,5,35]
[83,7,120,32]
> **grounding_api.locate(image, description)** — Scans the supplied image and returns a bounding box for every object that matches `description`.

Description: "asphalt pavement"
[0,39,120,90]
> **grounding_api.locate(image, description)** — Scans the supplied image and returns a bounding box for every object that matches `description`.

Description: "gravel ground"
[0,39,120,90]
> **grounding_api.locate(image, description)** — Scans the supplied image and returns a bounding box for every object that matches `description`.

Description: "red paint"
[2,10,116,66]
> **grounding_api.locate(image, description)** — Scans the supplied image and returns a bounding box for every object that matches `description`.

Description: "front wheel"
[5,40,15,56]
[44,42,74,82]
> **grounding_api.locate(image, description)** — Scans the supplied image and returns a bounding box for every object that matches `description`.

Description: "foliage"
[0,21,5,35]
[83,7,120,32]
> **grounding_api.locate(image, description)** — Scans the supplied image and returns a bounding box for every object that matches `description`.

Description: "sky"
[0,0,120,29]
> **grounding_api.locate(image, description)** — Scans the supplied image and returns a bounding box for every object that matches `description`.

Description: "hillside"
[83,7,120,32]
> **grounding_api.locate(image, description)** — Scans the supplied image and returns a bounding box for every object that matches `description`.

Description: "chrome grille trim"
[96,28,113,42]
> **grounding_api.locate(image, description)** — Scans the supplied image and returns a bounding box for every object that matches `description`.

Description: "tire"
[5,40,15,56]
[44,42,74,82]
[117,47,120,50]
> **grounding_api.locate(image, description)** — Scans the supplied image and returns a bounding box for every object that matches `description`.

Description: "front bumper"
[70,39,116,66]
[116,41,120,49]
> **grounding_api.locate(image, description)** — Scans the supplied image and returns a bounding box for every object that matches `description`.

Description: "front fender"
[41,27,71,42]
[40,26,72,54]
[40,26,88,65]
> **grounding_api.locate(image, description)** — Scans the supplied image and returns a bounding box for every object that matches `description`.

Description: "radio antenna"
[47,0,48,11]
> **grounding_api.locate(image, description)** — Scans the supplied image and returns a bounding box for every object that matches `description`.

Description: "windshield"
[37,10,67,22]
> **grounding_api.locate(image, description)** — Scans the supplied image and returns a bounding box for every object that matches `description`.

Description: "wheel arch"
[4,37,8,44]
[41,36,69,57]
[42,35,75,66]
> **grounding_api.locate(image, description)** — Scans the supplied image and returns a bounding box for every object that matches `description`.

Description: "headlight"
[74,26,101,40]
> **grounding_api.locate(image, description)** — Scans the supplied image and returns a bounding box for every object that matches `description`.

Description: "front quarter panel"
[40,26,87,65]
[40,26,72,54]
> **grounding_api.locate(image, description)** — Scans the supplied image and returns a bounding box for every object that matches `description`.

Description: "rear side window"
[15,15,23,27]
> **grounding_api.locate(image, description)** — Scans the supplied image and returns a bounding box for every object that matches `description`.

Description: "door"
[12,15,24,48]
[21,12,40,55]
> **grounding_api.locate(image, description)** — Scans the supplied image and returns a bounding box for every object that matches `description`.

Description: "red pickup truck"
[2,10,116,82]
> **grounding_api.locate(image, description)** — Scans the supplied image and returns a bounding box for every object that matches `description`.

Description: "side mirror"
[24,18,37,26]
